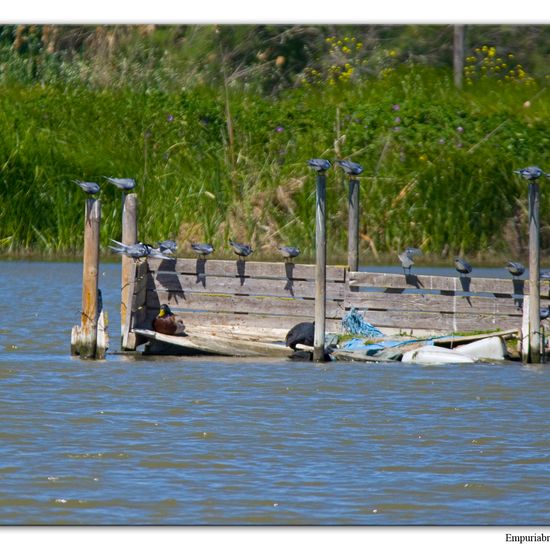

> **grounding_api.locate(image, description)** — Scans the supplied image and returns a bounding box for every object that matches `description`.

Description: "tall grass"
[0,67,549,263]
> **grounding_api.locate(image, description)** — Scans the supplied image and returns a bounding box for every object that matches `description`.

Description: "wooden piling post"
[347,177,360,272]
[528,182,541,362]
[314,170,327,362]
[78,198,101,359]
[453,25,465,90]
[121,193,138,349]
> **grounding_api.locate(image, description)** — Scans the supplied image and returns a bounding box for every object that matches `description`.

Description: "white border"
[1,1,550,24]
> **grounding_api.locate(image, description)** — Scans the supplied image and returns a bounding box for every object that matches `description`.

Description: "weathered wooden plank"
[344,291,526,315]
[348,271,550,296]
[120,193,138,344]
[147,257,347,282]
[147,272,346,299]
[351,309,521,333]
[146,290,345,318]
[134,328,293,357]
[141,311,342,334]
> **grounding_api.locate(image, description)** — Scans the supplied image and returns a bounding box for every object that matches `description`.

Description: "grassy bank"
[1,66,549,264]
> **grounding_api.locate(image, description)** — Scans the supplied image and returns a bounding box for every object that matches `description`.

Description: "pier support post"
[528,182,541,362]
[347,177,360,272]
[74,198,101,359]
[121,193,138,349]
[314,171,327,362]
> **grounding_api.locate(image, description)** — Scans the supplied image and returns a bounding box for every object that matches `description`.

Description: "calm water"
[1,260,549,525]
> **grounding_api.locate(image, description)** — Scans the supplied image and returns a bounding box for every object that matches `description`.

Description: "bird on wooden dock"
[158,240,177,255]
[109,240,172,260]
[277,246,300,262]
[153,304,185,335]
[191,243,214,258]
[144,244,175,260]
[454,257,472,275]
[229,240,253,258]
[398,247,422,274]
[73,180,100,195]
[307,159,332,172]
[104,176,136,191]
[109,239,150,259]
[513,166,544,181]
[285,321,315,350]
[506,261,525,278]
[336,159,363,176]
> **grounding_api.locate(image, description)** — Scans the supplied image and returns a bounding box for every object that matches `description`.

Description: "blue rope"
[341,307,384,337]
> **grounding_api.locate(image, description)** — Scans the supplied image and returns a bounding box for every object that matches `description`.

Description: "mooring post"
[347,172,362,272]
[308,159,330,362]
[79,198,101,359]
[121,193,138,347]
[528,181,541,362]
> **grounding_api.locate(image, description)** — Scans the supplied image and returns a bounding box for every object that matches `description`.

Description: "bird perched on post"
[285,321,315,350]
[153,304,185,335]
[398,247,422,274]
[229,240,253,258]
[336,159,363,176]
[73,180,100,195]
[191,243,214,258]
[277,246,300,262]
[454,257,472,275]
[506,261,525,278]
[104,176,136,191]
[307,159,332,172]
[513,166,545,181]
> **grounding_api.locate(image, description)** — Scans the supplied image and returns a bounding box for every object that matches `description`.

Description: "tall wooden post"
[121,193,138,347]
[79,198,101,359]
[453,25,465,89]
[347,177,360,272]
[314,171,327,362]
[528,182,541,362]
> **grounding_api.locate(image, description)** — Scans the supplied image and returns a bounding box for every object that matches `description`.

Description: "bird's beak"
[158,309,165,317]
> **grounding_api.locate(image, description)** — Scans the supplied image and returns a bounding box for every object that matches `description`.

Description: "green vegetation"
[1,24,549,262]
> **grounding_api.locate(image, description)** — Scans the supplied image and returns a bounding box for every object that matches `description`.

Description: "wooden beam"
[528,182,541,362]
[121,193,138,345]
[79,198,101,359]
[344,291,527,315]
[348,271,547,296]
[147,290,345,318]
[350,309,521,333]
[347,178,359,271]
[147,257,347,282]
[142,311,343,335]
[146,271,346,299]
[314,170,327,362]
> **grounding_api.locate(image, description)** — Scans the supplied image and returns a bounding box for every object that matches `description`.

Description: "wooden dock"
[71,160,547,362]
[121,256,549,358]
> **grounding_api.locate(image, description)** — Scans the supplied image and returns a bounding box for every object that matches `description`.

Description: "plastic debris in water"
[341,307,383,337]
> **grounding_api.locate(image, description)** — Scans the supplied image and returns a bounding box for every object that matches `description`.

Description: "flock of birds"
[108,238,300,262]
[397,245,527,279]
[71,174,300,262]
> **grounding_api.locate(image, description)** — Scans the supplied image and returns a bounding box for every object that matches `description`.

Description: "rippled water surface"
[1,261,549,525]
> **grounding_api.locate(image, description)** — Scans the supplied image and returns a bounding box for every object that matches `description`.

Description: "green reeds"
[0,68,549,262]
